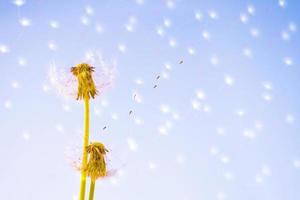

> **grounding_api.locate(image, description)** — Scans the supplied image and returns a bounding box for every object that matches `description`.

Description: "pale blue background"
[0,0,300,200]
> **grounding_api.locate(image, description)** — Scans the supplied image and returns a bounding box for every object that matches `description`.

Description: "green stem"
[89,179,96,200]
[79,96,90,200]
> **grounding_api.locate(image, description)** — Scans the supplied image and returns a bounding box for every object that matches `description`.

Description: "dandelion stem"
[88,180,96,200]
[79,96,90,200]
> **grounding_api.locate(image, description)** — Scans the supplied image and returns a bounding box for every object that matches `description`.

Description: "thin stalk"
[79,96,90,200]
[88,179,96,200]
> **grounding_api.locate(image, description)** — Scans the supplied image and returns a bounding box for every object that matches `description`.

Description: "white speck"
[187,47,195,55]
[250,28,260,37]
[10,80,20,89]
[158,126,168,135]
[247,5,255,15]
[22,131,31,141]
[202,30,211,40]
[194,11,203,21]
[18,57,27,66]
[210,55,219,65]
[156,26,165,37]
[262,81,273,90]
[0,45,9,53]
[281,31,290,41]
[196,90,206,100]
[293,159,300,168]
[217,192,226,200]
[224,75,235,86]
[63,104,71,112]
[111,113,119,120]
[166,0,175,9]
[164,18,172,28]
[125,24,134,32]
[49,20,59,29]
[279,0,287,8]
[135,0,144,5]
[55,124,64,133]
[164,63,172,70]
[48,41,58,51]
[12,0,26,6]
[4,100,12,109]
[255,121,264,131]
[95,24,104,33]
[286,113,295,124]
[42,84,50,92]
[94,108,101,116]
[261,165,272,176]
[289,22,297,32]
[255,174,264,184]
[243,129,256,139]
[243,47,253,57]
[203,104,212,113]
[240,13,248,24]
[118,44,127,53]
[208,10,218,19]
[262,93,272,102]
[85,5,94,15]
[161,71,169,79]
[135,78,144,85]
[283,57,293,66]
[176,153,186,164]
[169,38,177,47]
[148,161,157,170]
[19,17,31,27]
[172,112,180,120]
[210,146,219,156]
[220,155,230,164]
[134,117,143,125]
[127,137,138,151]
[235,109,246,117]
[216,127,226,136]
[160,104,170,113]
[81,16,89,25]
[224,172,234,181]
[191,99,202,110]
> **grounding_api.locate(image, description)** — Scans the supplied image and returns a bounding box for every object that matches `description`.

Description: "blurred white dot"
[243,47,253,57]
[133,92,143,103]
[63,104,71,112]
[202,30,211,40]
[224,172,234,181]
[235,109,246,117]
[48,41,58,51]
[12,0,26,6]
[195,11,203,21]
[4,100,12,109]
[172,112,180,120]
[191,99,202,110]
[176,153,186,164]
[281,31,290,41]
[169,38,177,47]
[18,57,26,66]
[55,124,64,133]
[156,26,165,37]
[210,55,219,65]
[289,22,297,32]
[158,126,168,135]
[148,161,157,170]
[166,0,175,9]
[240,13,248,24]
[255,174,264,184]
[250,28,260,38]
[255,121,264,131]
[19,17,31,27]
[127,137,138,151]
[203,104,212,113]
[262,93,272,102]
[286,113,295,124]
[11,80,20,89]
[22,131,31,141]
[208,10,218,19]
[134,117,143,125]
[210,146,219,156]
[111,113,119,120]
[187,47,195,55]
[217,192,226,200]
[95,24,104,33]
[164,18,172,28]
[42,84,50,92]
[94,108,101,116]
[164,63,172,70]
[196,90,206,100]
[262,81,273,90]
[247,5,255,15]
[220,155,230,164]
[118,44,127,53]
[224,75,235,86]
[293,159,300,168]
[261,165,272,177]
[49,20,59,29]
[160,104,170,113]
[243,129,256,139]
[81,16,89,25]
[0,45,9,53]
[135,78,144,85]
[216,127,226,136]
[279,0,287,8]
[283,57,293,66]
[135,0,144,5]
[85,5,94,15]
[125,24,134,32]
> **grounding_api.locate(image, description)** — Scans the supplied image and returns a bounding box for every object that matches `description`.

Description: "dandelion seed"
[243,129,256,139]
[247,5,255,15]
[281,31,290,41]
[289,22,297,32]
[179,60,183,64]
[196,90,206,100]
[286,113,295,124]
[12,0,26,6]
[85,5,94,15]
[220,155,230,164]
[283,57,293,66]
[235,109,245,117]
[118,44,127,53]
[164,18,172,28]
[166,0,175,9]
[169,38,177,47]
[255,174,264,184]
[135,78,144,85]
[160,104,170,113]
[156,26,165,37]
[293,159,300,168]
[19,17,31,27]
[0,45,9,53]
[202,30,211,40]
[243,47,253,57]
[187,47,195,55]
[279,0,286,8]
[111,113,119,120]
[262,93,272,101]
[210,55,219,65]
[135,0,144,5]
[250,28,260,37]
[95,24,104,33]
[262,81,273,90]
[194,11,203,21]
[208,10,218,19]
[240,13,248,24]
[4,100,12,109]
[49,20,59,29]
[224,75,235,86]
[210,146,219,156]
[81,16,89,25]
[48,41,58,51]
[11,80,20,89]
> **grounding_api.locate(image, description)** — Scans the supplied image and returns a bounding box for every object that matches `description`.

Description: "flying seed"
[153,85,158,88]
[179,60,183,64]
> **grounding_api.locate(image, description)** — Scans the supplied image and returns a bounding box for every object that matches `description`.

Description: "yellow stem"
[79,96,90,200]
[88,179,96,200]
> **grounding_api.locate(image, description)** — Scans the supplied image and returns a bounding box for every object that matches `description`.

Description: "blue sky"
[0,0,300,200]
